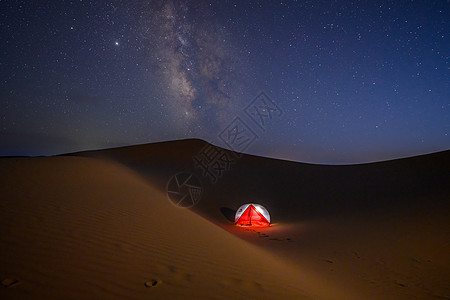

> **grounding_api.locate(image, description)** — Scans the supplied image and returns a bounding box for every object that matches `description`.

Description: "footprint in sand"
[257,232,269,238]
[394,281,407,288]
[145,279,161,288]
[1,278,21,288]
[254,231,293,242]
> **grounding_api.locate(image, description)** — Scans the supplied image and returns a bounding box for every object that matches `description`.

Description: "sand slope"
[0,156,345,300]
[1,139,449,299]
[77,139,450,299]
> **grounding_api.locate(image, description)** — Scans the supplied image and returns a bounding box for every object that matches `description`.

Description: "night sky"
[1,0,449,164]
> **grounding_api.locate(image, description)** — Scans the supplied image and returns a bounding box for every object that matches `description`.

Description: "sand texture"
[1,139,449,299]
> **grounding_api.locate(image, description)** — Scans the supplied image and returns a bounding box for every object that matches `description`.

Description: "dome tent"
[235,203,270,227]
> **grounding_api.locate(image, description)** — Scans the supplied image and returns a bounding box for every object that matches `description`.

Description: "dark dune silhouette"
[1,139,448,299]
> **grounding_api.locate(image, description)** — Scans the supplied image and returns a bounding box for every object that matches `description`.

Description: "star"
[0,0,447,163]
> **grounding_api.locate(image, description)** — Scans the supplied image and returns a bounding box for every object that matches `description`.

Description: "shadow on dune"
[74,139,450,223]
[220,207,236,223]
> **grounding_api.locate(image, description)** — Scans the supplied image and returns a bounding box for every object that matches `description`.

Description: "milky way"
[0,0,448,163]
[138,1,247,133]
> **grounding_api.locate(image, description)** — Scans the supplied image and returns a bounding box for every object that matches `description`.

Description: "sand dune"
[1,139,449,299]
[0,156,344,299]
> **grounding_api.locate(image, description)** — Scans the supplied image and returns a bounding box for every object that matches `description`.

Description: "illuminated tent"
[235,203,270,227]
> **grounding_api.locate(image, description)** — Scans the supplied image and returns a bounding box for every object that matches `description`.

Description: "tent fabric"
[235,203,270,227]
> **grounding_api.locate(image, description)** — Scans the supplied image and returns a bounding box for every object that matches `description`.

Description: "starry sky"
[1,0,449,164]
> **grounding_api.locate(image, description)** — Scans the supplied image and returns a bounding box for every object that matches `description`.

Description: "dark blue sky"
[1,0,448,163]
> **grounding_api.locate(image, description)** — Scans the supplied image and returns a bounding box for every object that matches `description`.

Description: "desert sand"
[1,139,449,299]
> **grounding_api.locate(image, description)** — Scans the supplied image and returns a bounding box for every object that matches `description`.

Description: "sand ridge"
[0,156,349,299]
[1,140,449,299]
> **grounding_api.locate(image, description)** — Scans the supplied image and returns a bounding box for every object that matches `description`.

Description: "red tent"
[235,203,270,227]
